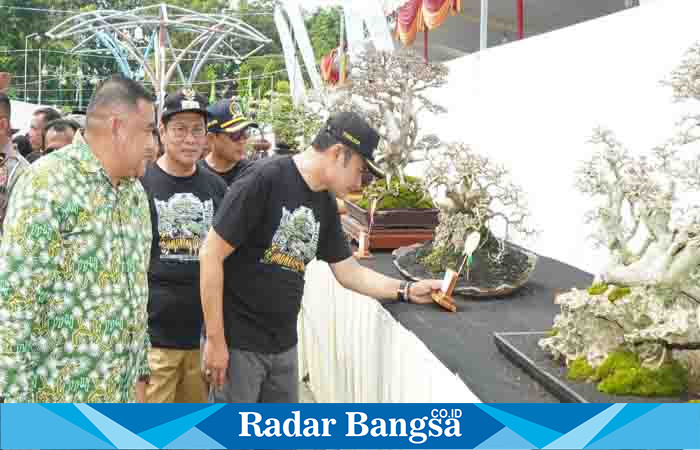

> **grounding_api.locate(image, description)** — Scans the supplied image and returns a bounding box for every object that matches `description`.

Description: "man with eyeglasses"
[0,93,29,235]
[140,89,227,403]
[199,99,257,185]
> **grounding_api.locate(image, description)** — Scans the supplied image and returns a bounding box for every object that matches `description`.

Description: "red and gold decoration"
[395,0,462,46]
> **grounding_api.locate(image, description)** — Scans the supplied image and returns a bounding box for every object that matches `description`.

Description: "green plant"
[356,176,433,211]
[588,282,609,295]
[608,286,631,303]
[567,358,595,381]
[256,93,322,150]
[566,350,688,397]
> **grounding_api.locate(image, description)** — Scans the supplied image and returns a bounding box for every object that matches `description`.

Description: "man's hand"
[203,337,229,388]
[135,381,147,403]
[408,279,456,311]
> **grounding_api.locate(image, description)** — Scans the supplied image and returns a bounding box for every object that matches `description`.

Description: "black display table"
[358,252,592,402]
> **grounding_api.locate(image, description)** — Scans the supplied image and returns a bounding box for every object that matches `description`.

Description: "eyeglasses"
[167,124,206,140]
[222,129,249,142]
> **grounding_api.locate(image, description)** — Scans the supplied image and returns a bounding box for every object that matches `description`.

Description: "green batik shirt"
[0,133,152,403]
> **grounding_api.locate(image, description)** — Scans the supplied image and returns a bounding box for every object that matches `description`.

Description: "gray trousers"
[209,346,299,403]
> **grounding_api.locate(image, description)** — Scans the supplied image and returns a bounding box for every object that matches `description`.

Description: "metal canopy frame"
[46,3,271,118]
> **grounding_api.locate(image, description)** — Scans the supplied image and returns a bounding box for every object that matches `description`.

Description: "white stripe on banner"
[274,6,306,105]
[344,0,394,63]
[284,0,323,92]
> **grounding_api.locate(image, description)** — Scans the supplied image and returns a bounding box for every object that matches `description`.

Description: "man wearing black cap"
[199,99,257,185]
[199,111,449,403]
[140,88,227,403]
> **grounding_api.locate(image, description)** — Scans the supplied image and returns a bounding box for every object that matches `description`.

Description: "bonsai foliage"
[330,47,449,184]
[256,90,323,151]
[540,44,700,394]
[578,126,700,295]
[421,142,535,270]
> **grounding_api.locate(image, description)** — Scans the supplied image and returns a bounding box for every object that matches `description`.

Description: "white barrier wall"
[10,100,49,134]
[421,0,700,275]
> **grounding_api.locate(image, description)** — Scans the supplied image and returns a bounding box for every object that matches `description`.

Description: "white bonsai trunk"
[601,233,700,287]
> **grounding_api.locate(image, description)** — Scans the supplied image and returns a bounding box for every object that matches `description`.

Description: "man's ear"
[330,143,344,161]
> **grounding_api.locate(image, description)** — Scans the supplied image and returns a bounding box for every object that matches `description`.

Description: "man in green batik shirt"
[0,76,157,403]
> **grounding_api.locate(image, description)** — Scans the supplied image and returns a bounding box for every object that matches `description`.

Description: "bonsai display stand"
[494,331,684,403]
[341,215,434,250]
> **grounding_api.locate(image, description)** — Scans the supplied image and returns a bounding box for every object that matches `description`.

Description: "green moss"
[567,358,595,382]
[594,351,639,381]
[608,286,631,303]
[588,282,609,296]
[357,177,434,210]
[420,243,458,274]
[593,351,687,397]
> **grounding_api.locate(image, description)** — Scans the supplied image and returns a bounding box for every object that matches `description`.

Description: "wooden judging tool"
[354,198,378,259]
[431,231,481,312]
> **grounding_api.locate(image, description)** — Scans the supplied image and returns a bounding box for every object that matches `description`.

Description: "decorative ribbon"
[395,0,462,45]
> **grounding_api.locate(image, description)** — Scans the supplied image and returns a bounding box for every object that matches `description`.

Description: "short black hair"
[311,128,354,165]
[43,118,80,150]
[33,107,61,125]
[12,134,31,157]
[0,93,10,118]
[86,76,153,127]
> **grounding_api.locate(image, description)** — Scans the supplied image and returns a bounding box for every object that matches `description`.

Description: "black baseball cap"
[161,88,208,122]
[207,99,258,134]
[324,111,384,178]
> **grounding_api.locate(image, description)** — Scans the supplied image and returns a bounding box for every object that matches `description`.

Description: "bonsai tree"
[539,43,700,397]
[421,142,536,272]
[256,83,323,152]
[328,47,449,209]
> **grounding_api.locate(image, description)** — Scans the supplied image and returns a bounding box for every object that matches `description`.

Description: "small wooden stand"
[431,269,458,312]
[354,231,374,259]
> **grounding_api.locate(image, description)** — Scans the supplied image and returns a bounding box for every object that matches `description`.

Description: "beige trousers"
[146,347,208,403]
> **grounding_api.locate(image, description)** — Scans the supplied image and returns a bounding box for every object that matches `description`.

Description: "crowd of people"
[0,75,449,404]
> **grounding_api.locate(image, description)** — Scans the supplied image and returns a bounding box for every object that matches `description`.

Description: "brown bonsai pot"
[345,199,439,230]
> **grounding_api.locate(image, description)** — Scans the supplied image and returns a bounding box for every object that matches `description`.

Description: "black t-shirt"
[213,155,351,353]
[141,162,227,349]
[198,158,253,185]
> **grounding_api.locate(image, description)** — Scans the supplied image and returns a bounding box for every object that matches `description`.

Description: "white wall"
[421,0,700,275]
[10,100,46,134]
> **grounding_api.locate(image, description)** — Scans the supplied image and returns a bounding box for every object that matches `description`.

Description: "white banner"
[284,0,323,92]
[363,0,395,53]
[344,0,394,62]
[274,6,306,105]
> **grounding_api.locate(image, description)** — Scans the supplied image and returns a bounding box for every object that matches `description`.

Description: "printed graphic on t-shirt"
[155,192,214,262]
[262,206,320,273]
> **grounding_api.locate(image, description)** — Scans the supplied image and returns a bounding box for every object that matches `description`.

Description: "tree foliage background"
[0,0,342,110]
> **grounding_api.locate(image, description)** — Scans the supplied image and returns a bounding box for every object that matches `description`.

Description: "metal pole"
[38,47,42,104]
[24,36,29,101]
[480,0,489,51]
[517,0,524,39]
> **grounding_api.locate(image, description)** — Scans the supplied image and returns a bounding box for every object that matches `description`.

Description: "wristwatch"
[397,281,412,303]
